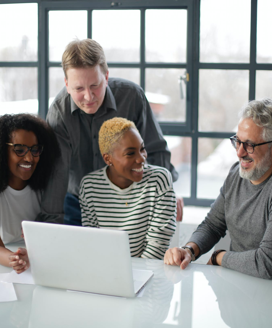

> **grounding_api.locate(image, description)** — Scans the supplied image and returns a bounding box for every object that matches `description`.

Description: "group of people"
[0,38,272,280]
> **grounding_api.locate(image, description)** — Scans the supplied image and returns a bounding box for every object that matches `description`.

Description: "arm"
[141,171,177,260]
[221,218,272,279]
[35,103,71,223]
[79,179,99,227]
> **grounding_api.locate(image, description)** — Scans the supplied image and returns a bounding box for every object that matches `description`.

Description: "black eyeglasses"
[6,143,43,157]
[230,135,272,154]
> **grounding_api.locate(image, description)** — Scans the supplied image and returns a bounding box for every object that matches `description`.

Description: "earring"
[109,163,112,166]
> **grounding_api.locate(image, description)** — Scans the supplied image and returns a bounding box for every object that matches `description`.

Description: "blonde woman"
[79,117,176,260]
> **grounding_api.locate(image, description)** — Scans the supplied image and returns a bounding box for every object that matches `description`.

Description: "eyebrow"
[124,142,145,152]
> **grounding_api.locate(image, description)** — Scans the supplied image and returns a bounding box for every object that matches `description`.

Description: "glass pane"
[200,0,250,63]
[0,3,37,61]
[257,0,272,63]
[199,70,249,132]
[49,11,87,62]
[109,68,140,86]
[197,138,236,199]
[92,10,140,62]
[0,68,38,115]
[49,68,65,105]
[256,71,272,99]
[164,136,191,198]
[145,69,186,122]
[146,9,187,63]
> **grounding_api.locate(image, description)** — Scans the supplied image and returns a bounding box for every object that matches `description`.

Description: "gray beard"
[239,151,272,181]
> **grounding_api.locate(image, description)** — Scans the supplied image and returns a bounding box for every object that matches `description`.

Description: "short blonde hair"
[99,117,138,155]
[62,38,108,79]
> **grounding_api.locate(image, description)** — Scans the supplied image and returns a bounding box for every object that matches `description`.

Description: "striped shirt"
[79,164,176,260]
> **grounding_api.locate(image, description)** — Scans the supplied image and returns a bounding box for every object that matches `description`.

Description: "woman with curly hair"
[79,117,176,260]
[0,113,60,273]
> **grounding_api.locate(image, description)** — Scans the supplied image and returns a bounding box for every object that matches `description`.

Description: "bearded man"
[164,98,272,279]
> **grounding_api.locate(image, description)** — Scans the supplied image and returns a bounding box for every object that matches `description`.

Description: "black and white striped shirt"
[79,165,176,259]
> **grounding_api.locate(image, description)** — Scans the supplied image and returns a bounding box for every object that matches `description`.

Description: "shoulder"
[143,165,173,188]
[80,167,106,186]
[47,87,71,122]
[108,77,144,95]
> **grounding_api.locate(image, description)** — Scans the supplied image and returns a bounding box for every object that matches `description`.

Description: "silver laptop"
[22,221,153,298]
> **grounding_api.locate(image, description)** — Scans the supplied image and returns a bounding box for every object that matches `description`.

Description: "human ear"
[103,153,112,166]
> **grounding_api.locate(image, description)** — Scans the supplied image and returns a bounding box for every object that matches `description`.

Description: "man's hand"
[9,248,30,274]
[176,197,184,222]
[164,247,191,270]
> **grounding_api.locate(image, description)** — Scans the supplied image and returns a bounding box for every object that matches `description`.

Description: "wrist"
[211,249,226,266]
[181,245,196,262]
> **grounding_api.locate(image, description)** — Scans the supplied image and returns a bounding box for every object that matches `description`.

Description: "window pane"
[200,0,250,63]
[49,68,65,104]
[197,138,236,199]
[145,69,186,122]
[256,71,272,99]
[257,0,272,63]
[0,68,38,115]
[92,10,140,62]
[49,11,87,62]
[199,70,249,132]
[146,10,187,63]
[109,68,140,86]
[165,136,191,198]
[0,3,37,61]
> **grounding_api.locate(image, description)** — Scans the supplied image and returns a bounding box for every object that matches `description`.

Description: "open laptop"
[22,221,153,298]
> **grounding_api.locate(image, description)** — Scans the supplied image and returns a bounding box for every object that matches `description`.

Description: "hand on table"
[9,248,30,274]
[164,247,191,270]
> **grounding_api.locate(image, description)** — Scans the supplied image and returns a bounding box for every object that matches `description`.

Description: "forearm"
[0,246,13,268]
[222,249,272,279]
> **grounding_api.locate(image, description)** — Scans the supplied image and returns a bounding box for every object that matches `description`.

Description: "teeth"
[20,164,31,168]
[132,168,143,172]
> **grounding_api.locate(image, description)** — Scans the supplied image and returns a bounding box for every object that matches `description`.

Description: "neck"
[106,166,133,189]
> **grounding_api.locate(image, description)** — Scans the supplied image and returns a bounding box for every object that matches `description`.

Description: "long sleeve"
[79,179,99,228]
[189,162,272,279]
[141,186,177,260]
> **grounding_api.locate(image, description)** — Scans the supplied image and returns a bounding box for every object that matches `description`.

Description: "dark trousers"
[63,192,82,226]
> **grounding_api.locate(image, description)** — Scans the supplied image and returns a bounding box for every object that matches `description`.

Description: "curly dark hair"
[0,113,61,193]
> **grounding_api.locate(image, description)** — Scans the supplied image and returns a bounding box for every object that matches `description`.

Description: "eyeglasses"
[230,135,272,154]
[6,143,43,157]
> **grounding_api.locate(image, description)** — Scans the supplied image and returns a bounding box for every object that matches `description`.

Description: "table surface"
[1,242,272,328]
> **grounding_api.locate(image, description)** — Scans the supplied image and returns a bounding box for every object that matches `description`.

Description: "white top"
[0,186,41,244]
[79,165,177,260]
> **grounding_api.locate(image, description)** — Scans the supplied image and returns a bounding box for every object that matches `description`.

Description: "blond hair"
[62,38,108,78]
[99,117,138,155]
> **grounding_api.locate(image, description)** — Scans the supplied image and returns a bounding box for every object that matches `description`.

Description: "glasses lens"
[244,143,254,154]
[231,138,238,149]
[14,145,27,156]
[31,145,43,157]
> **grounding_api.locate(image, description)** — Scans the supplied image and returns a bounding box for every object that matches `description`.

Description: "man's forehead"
[237,118,264,141]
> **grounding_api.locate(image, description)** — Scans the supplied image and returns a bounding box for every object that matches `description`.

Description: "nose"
[136,151,147,164]
[236,142,247,158]
[84,88,94,101]
[24,149,34,162]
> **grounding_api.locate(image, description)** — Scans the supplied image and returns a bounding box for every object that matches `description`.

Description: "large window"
[0,0,271,206]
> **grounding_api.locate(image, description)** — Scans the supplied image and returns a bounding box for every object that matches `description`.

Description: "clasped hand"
[9,248,29,274]
[164,247,191,270]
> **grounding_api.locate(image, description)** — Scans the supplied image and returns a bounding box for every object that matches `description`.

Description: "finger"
[180,253,191,270]
[9,255,19,261]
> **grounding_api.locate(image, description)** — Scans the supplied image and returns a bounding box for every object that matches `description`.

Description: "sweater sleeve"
[79,179,99,228]
[222,214,272,279]
[141,170,177,260]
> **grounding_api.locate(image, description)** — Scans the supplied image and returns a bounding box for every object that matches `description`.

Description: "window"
[0,0,271,207]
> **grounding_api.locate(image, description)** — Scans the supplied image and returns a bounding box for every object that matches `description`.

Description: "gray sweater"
[189,162,272,279]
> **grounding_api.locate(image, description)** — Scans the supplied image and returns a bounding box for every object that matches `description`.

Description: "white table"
[1,242,272,328]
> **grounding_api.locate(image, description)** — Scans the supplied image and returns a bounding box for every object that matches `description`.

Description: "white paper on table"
[0,267,34,285]
[0,281,17,302]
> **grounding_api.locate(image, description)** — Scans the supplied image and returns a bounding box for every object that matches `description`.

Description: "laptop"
[22,221,153,298]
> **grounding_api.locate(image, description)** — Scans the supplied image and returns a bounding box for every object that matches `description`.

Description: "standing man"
[165,98,272,279]
[36,38,180,225]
